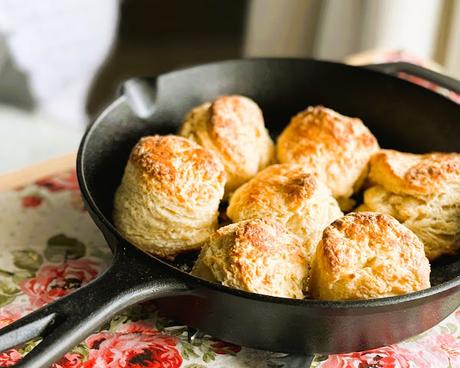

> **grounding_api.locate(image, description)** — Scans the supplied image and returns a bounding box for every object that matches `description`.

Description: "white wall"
[245,0,450,70]
[360,0,443,60]
[244,0,320,57]
[444,0,460,79]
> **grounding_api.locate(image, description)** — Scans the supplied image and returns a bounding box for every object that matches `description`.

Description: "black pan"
[1,58,460,368]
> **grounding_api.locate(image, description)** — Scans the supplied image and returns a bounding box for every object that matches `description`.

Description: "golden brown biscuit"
[113,135,226,259]
[276,106,379,209]
[192,218,309,299]
[179,95,275,196]
[361,149,460,260]
[227,163,343,256]
[310,212,430,300]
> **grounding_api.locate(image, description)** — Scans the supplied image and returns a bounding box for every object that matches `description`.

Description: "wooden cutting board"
[0,153,76,192]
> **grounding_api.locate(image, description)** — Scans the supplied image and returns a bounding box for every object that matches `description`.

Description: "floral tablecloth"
[1,53,460,367]
[0,168,458,368]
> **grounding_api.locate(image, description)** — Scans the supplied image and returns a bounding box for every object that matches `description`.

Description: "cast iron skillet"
[1,59,460,368]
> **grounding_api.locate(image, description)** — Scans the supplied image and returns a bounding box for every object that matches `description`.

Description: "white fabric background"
[0,0,119,127]
[0,0,119,173]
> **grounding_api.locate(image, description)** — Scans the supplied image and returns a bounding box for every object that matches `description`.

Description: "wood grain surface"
[0,153,76,192]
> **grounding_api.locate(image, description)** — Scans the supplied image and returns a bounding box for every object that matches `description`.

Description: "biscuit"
[361,149,460,259]
[192,218,309,299]
[310,212,430,300]
[113,135,226,259]
[179,95,275,196]
[227,163,342,255]
[276,106,379,209]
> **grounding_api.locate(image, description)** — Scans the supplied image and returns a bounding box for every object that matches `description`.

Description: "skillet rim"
[77,57,460,309]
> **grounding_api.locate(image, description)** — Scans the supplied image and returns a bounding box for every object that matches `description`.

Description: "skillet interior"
[82,58,460,286]
[79,58,460,353]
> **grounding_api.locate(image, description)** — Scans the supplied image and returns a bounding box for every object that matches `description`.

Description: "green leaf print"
[12,249,43,272]
[109,314,129,331]
[184,364,207,368]
[71,344,90,361]
[18,338,41,355]
[181,341,200,359]
[309,355,329,368]
[12,270,34,284]
[0,281,20,307]
[0,269,14,277]
[0,294,16,308]
[0,284,19,296]
[202,350,216,363]
[45,234,86,262]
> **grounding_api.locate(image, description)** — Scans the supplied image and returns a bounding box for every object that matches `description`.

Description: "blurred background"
[0,0,459,173]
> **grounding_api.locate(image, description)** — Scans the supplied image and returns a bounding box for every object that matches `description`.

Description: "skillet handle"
[364,61,460,95]
[122,77,158,120]
[0,245,191,368]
